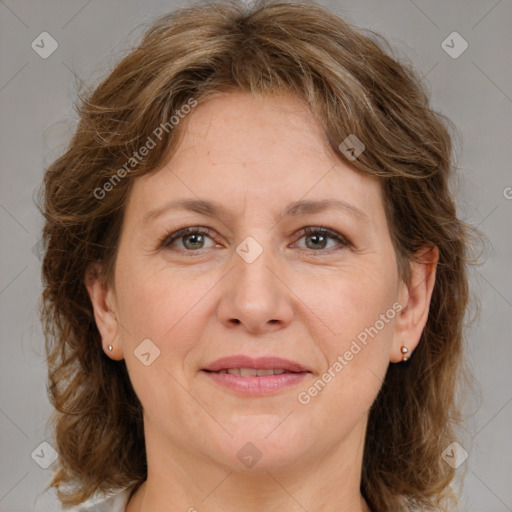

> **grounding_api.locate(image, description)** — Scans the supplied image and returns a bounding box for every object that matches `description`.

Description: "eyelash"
[158,226,351,255]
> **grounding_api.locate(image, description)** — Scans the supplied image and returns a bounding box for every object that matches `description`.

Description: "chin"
[205,423,310,469]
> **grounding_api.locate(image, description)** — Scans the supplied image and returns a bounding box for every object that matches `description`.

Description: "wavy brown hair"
[39,0,478,510]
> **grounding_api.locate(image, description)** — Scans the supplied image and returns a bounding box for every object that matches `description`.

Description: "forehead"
[126,91,384,224]
[175,91,341,169]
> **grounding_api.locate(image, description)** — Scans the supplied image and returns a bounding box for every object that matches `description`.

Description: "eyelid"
[159,225,351,254]
[293,226,351,250]
[159,226,217,250]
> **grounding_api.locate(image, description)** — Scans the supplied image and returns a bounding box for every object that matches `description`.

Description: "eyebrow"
[142,198,368,225]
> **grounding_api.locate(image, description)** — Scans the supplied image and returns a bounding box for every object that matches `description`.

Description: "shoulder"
[63,485,135,512]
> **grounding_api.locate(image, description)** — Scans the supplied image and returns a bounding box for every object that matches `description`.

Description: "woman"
[39,0,476,510]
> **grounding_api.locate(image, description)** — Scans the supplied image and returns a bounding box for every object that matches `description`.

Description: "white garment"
[67,485,134,512]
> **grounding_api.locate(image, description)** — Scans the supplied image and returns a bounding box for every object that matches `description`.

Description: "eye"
[158,225,350,255]
[160,227,218,253]
[293,227,350,252]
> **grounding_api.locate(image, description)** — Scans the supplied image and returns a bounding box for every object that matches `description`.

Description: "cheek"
[294,275,396,440]
[296,264,398,404]
[114,264,223,401]
[323,269,396,361]
[300,264,398,346]
[114,267,208,422]
[115,260,208,341]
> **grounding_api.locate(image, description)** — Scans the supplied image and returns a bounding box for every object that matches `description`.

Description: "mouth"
[203,368,299,376]
[201,355,311,395]
[202,355,310,373]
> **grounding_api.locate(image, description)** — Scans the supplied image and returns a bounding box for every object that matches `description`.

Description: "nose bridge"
[236,235,276,294]
[217,232,294,332]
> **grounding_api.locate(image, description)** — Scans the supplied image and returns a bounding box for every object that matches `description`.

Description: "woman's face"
[90,91,428,475]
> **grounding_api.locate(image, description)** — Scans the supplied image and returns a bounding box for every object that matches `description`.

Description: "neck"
[126,416,371,512]
[128,476,371,512]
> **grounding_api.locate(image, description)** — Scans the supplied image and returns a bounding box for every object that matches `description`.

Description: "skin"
[86,91,438,512]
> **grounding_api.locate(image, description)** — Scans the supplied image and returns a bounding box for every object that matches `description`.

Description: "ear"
[391,245,439,363]
[85,262,124,360]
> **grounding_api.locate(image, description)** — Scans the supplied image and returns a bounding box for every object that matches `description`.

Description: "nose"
[216,242,294,334]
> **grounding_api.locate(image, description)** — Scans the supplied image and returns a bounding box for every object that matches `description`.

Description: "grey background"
[0,0,511,511]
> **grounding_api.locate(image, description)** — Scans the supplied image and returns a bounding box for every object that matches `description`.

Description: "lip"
[203,355,310,373]
[201,355,311,396]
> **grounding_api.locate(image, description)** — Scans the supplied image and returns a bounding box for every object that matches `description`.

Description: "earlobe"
[85,263,124,360]
[391,245,439,363]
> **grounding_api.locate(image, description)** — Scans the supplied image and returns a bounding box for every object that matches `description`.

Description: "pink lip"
[201,355,311,396]
[203,355,309,373]
[203,371,309,395]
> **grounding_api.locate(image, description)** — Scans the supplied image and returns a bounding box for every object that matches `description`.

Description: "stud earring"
[400,344,409,362]
[107,344,113,352]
